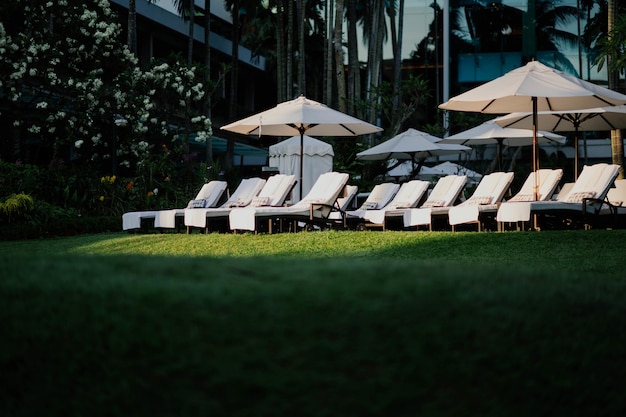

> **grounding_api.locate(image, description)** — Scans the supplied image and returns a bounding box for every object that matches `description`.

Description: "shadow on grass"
[2,231,626,417]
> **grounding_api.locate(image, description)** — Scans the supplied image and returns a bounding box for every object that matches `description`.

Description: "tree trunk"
[128,0,137,56]
[287,0,294,99]
[297,0,306,96]
[324,0,333,104]
[187,0,194,64]
[333,0,346,112]
[347,0,359,115]
[392,0,405,118]
[367,0,384,137]
[204,0,213,163]
[276,2,286,102]
[227,0,240,171]
[607,0,624,179]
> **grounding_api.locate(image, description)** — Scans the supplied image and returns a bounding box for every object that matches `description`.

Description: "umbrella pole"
[299,128,305,200]
[574,124,580,181]
[532,97,538,200]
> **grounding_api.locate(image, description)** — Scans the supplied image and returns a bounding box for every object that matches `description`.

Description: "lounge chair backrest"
[336,185,359,211]
[463,172,514,205]
[560,163,620,202]
[254,174,297,206]
[358,183,400,210]
[188,180,228,208]
[607,179,626,206]
[508,169,563,202]
[422,175,468,208]
[386,180,430,209]
[221,177,266,208]
[555,183,575,201]
[294,172,350,207]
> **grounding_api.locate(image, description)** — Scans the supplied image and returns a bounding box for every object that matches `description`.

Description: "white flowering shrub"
[0,0,213,178]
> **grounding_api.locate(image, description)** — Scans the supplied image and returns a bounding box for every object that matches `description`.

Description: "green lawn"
[1,230,625,416]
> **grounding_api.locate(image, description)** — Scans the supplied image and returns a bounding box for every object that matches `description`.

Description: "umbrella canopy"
[387,160,482,184]
[494,105,626,179]
[221,95,382,199]
[431,161,483,182]
[440,119,566,170]
[356,128,470,161]
[439,60,626,198]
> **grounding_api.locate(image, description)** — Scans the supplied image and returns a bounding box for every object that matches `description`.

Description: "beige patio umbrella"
[221,95,383,200]
[356,128,471,177]
[440,118,566,171]
[439,60,626,199]
[494,105,626,179]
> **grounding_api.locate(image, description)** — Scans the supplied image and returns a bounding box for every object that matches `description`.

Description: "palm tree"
[606,0,623,177]
[172,0,196,64]
[346,0,360,116]
[127,0,159,57]
[449,0,579,73]
[583,0,625,177]
[128,0,138,55]
[333,0,346,112]
[203,0,213,163]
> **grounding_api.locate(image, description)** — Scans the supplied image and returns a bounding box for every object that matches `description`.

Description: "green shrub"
[0,193,35,223]
[0,216,120,240]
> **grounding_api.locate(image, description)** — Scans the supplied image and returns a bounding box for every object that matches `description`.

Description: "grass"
[1,230,626,416]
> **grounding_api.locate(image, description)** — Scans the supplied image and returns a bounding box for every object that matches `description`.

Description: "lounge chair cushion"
[362,201,378,209]
[464,196,493,205]
[421,200,446,208]
[566,191,596,203]
[387,201,413,209]
[509,193,534,202]
[227,198,250,208]
[250,196,271,207]
[190,199,208,208]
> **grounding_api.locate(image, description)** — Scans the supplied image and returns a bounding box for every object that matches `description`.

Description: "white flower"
[75,139,84,148]
[36,101,48,109]
[153,188,159,196]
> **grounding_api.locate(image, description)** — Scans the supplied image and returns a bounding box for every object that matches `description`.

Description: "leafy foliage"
[595,12,626,74]
[0,193,34,223]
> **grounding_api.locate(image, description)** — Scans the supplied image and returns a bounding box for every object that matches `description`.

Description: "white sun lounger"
[122,180,227,231]
[449,169,562,231]
[185,174,296,232]
[350,180,430,230]
[183,177,268,232]
[229,172,350,233]
[342,182,401,227]
[403,175,468,230]
[326,184,360,229]
[496,163,620,230]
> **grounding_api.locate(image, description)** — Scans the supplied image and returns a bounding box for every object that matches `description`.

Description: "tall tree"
[333,0,346,111]
[323,0,332,104]
[127,0,159,58]
[227,0,240,170]
[173,0,196,64]
[297,0,306,95]
[607,0,623,178]
[593,0,625,178]
[392,0,405,116]
[203,0,213,163]
[128,0,138,55]
[346,0,360,116]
